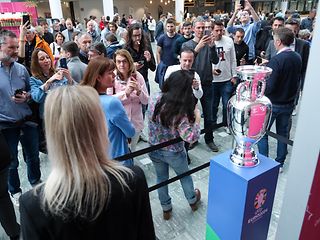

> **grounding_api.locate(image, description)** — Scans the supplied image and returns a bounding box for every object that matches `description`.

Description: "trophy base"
[230,147,259,167]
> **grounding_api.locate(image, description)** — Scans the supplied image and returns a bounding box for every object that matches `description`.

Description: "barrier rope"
[114,124,294,192]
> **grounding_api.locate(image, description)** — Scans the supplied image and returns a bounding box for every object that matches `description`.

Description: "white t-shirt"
[212,35,237,82]
[164,64,203,99]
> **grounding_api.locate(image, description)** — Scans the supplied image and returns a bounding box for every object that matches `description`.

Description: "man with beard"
[0,30,41,207]
[173,21,193,59]
[182,17,219,152]
[155,18,180,89]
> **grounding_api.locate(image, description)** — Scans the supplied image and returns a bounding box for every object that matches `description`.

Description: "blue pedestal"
[206,151,279,240]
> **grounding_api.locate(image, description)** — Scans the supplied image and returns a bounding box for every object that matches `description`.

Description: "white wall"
[275,6,320,239]
[78,0,174,21]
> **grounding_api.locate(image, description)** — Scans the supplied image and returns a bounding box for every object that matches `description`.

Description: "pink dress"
[114,71,149,132]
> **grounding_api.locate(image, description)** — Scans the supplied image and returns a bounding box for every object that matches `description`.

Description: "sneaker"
[163,208,172,220]
[190,188,201,211]
[279,167,284,173]
[206,141,219,152]
[292,109,297,116]
[138,132,148,143]
[9,192,22,207]
[224,127,231,135]
[188,141,199,150]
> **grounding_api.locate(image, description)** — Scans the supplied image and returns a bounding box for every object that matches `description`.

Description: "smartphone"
[204,29,211,36]
[59,58,68,69]
[22,15,30,26]
[240,0,245,9]
[137,60,144,65]
[14,88,24,97]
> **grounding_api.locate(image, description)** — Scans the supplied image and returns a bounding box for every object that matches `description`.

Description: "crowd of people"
[0,0,316,238]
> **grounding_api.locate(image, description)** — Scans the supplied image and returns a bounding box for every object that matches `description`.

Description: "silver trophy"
[227,65,273,167]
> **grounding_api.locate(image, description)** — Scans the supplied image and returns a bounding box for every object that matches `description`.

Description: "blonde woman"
[114,49,149,152]
[19,86,155,240]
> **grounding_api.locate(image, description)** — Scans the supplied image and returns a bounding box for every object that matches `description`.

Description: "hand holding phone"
[204,29,211,36]
[14,88,24,97]
[22,15,30,29]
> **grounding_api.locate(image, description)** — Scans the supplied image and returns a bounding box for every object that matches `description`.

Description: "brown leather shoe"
[163,208,172,220]
[190,188,201,211]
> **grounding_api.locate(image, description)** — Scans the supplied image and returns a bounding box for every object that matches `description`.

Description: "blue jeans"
[201,83,214,143]
[148,149,197,211]
[257,104,294,166]
[2,124,41,194]
[212,80,235,126]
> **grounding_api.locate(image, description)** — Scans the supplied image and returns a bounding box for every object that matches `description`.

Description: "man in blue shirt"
[227,0,261,64]
[0,30,41,206]
[155,18,180,89]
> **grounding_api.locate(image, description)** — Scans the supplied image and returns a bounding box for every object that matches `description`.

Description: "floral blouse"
[147,93,200,152]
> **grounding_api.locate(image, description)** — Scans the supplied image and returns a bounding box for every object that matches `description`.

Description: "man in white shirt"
[164,48,203,99]
[211,21,237,132]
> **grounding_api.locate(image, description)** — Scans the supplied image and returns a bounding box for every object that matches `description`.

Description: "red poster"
[299,154,320,239]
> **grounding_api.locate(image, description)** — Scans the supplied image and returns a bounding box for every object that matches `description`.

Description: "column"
[103,0,114,19]
[280,0,288,14]
[48,0,63,19]
[175,0,184,24]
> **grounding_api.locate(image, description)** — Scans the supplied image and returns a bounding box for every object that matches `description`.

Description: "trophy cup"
[227,65,273,167]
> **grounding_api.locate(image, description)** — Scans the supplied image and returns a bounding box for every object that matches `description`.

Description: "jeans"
[2,124,41,194]
[200,84,214,143]
[212,80,235,126]
[0,168,20,237]
[257,104,294,166]
[149,149,197,211]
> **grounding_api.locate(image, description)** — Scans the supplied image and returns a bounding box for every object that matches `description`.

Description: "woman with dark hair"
[49,32,65,67]
[19,85,155,239]
[114,49,149,152]
[81,57,135,167]
[30,48,74,119]
[148,70,201,220]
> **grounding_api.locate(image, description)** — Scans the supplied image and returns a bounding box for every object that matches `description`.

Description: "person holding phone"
[227,0,261,64]
[114,49,149,152]
[0,30,41,208]
[29,48,74,120]
[182,17,219,152]
[80,57,135,167]
[18,25,54,74]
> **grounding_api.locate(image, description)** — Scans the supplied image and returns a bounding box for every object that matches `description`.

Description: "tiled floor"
[0,49,298,239]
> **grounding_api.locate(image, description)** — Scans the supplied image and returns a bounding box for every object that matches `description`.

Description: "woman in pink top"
[114,49,149,151]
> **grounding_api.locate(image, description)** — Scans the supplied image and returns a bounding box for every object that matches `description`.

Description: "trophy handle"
[258,80,266,98]
[236,82,247,102]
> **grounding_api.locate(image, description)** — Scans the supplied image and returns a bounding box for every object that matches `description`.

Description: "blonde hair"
[42,85,131,221]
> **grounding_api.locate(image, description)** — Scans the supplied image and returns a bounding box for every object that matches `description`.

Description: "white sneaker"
[224,127,231,135]
[9,192,22,207]
[279,167,284,173]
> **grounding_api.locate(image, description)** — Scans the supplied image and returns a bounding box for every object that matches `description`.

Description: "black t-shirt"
[234,41,249,66]
[20,166,156,240]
